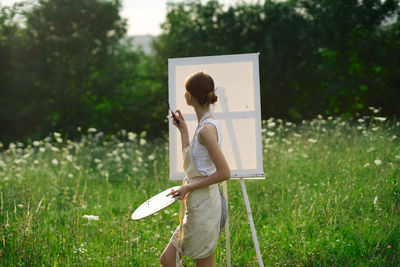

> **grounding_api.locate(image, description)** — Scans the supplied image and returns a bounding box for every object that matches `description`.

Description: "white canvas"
[168,53,264,180]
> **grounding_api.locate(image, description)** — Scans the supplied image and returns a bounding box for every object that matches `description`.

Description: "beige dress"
[170,116,222,263]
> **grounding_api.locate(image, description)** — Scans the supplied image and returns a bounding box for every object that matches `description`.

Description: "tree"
[153,0,400,121]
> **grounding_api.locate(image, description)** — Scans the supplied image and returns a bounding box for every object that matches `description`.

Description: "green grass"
[1,113,399,266]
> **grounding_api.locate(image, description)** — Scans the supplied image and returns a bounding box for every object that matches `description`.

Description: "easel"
[168,53,265,266]
[222,179,264,267]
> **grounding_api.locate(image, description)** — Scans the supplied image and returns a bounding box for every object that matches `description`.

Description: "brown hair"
[185,71,217,106]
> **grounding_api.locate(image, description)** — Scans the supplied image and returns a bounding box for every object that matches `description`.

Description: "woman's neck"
[194,106,210,123]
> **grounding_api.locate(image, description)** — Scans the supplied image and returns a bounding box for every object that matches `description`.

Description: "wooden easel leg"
[240,178,264,267]
[222,181,231,267]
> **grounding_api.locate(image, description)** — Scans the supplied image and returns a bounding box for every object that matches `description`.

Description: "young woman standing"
[160,71,230,267]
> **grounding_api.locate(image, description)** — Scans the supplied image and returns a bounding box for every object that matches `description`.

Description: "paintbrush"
[166,100,179,124]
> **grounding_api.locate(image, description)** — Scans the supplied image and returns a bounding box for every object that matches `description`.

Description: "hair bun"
[206,91,218,105]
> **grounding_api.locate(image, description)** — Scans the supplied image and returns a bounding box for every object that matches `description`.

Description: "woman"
[160,71,230,267]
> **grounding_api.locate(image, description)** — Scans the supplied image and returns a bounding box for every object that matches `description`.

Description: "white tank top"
[191,118,222,176]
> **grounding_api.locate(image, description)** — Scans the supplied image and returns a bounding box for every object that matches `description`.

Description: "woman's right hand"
[172,109,187,132]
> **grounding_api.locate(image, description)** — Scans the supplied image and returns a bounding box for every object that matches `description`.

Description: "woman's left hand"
[169,184,193,200]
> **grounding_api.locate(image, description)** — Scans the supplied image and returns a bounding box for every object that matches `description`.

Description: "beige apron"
[170,119,222,266]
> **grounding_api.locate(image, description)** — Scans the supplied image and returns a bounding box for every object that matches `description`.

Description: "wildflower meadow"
[1,110,399,266]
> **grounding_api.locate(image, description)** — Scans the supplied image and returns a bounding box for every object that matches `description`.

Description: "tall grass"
[0,111,399,266]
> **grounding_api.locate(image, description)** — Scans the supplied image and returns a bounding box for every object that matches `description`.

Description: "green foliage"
[0,115,399,265]
[154,0,400,121]
[1,0,400,144]
[0,0,166,144]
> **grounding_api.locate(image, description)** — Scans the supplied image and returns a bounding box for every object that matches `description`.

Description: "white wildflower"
[121,129,127,136]
[267,122,276,128]
[373,196,378,206]
[371,127,379,131]
[17,204,23,208]
[373,109,380,114]
[94,158,101,164]
[288,148,293,153]
[392,135,397,140]
[266,131,275,137]
[87,127,97,133]
[357,118,365,123]
[357,126,363,130]
[261,128,266,133]
[39,147,45,153]
[128,132,136,141]
[286,122,293,127]
[140,138,147,145]
[51,146,59,152]
[33,141,40,147]
[118,143,124,148]
[33,160,39,165]
[53,132,61,138]
[363,163,370,168]
[9,143,16,150]
[122,153,129,159]
[373,117,386,122]
[302,153,308,158]
[75,165,81,170]
[66,155,73,162]
[148,154,155,160]
[77,126,81,132]
[74,242,87,254]
[327,116,333,120]
[82,215,99,221]
[0,160,6,168]
[56,137,63,143]
[51,159,59,166]
[14,159,27,164]
[293,133,301,137]
[395,155,400,160]
[374,159,382,166]
[308,138,317,143]
[68,173,74,178]
[132,167,138,172]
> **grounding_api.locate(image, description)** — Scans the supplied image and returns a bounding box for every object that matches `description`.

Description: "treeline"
[1,0,399,144]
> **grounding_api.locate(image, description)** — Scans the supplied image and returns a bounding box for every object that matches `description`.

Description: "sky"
[1,0,258,36]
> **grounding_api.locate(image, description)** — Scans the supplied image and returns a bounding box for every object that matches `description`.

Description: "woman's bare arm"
[171,123,230,199]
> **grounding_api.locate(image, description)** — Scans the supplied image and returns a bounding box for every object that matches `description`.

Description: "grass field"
[1,111,399,266]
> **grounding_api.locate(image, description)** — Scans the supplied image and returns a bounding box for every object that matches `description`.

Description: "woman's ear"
[185,91,192,102]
